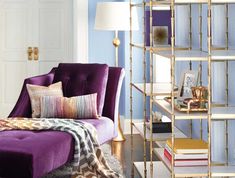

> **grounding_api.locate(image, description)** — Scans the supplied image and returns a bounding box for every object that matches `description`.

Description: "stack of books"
[164,138,208,167]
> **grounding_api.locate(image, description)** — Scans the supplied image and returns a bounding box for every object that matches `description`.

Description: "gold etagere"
[130,0,235,178]
[130,0,148,177]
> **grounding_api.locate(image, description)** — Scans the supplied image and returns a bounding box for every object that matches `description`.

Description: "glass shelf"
[131,0,235,7]
[154,98,235,120]
[134,161,171,178]
[155,50,208,61]
[133,122,187,141]
[154,49,235,62]
[131,83,177,96]
[154,148,235,177]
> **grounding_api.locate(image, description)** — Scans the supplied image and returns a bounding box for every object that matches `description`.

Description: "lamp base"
[113,115,126,142]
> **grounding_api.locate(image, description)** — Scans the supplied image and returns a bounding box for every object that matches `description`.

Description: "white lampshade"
[95,2,139,31]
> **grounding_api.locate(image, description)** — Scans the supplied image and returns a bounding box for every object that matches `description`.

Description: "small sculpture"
[152,111,163,123]
[185,86,208,113]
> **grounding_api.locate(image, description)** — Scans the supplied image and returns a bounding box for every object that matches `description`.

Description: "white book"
[174,159,208,167]
[165,144,208,160]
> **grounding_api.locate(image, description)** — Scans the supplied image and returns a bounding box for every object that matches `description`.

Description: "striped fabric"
[0,118,121,178]
[40,93,98,119]
[26,82,63,118]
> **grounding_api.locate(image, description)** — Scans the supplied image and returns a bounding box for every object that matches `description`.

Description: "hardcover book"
[166,138,208,154]
[164,148,208,167]
[164,144,208,160]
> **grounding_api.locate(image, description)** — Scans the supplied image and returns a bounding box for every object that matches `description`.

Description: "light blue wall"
[89,2,235,163]
[172,4,235,164]
[88,0,126,115]
[123,4,145,119]
[88,0,144,118]
[196,4,235,164]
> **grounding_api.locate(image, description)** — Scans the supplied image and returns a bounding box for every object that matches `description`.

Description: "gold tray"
[164,97,208,112]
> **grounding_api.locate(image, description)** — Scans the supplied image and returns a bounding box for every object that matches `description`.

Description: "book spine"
[165,147,208,160]
[165,143,173,154]
[164,148,172,162]
[174,160,208,167]
[166,138,208,154]
[164,148,208,166]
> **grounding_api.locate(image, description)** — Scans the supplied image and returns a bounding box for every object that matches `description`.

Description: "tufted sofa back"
[9,63,124,128]
[53,63,109,116]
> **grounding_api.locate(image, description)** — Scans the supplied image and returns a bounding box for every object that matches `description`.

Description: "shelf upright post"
[189,3,192,51]
[199,2,203,86]
[189,3,193,138]
[143,0,147,177]
[189,3,192,70]
[199,3,203,140]
[149,0,154,177]
[199,3,202,53]
[226,4,229,52]
[129,1,134,177]
[207,0,212,177]
[170,0,176,177]
[225,3,229,166]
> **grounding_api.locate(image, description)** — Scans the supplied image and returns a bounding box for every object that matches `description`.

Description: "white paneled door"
[0,0,73,117]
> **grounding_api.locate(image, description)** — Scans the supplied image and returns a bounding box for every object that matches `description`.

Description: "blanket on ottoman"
[0,118,121,178]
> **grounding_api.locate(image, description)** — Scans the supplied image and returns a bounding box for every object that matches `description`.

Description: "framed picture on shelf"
[153,26,168,46]
[177,70,198,100]
[145,10,171,46]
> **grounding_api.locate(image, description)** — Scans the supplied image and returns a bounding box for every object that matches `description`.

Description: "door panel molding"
[0,2,31,61]
[73,0,88,63]
[0,0,84,117]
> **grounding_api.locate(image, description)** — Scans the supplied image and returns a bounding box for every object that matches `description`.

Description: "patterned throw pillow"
[26,82,63,118]
[40,93,98,119]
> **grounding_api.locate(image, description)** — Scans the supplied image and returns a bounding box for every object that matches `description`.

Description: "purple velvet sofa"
[0,63,125,178]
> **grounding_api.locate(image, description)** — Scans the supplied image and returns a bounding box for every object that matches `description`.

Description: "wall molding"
[73,0,88,63]
[120,115,140,135]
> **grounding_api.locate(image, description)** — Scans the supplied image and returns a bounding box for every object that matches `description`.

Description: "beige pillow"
[26,82,63,118]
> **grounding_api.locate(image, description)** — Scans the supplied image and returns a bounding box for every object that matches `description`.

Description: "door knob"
[33,47,39,61]
[27,47,33,60]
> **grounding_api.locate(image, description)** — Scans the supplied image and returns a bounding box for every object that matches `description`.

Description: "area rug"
[43,144,124,178]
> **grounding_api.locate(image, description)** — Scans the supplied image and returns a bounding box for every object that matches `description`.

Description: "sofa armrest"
[102,67,125,137]
[8,69,56,118]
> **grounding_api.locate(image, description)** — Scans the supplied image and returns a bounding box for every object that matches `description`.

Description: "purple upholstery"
[102,67,125,137]
[80,117,114,144]
[53,63,109,116]
[0,130,74,178]
[9,68,56,118]
[2,63,125,178]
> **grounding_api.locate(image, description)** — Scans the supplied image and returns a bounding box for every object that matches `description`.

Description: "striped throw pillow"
[26,82,63,118]
[40,93,99,119]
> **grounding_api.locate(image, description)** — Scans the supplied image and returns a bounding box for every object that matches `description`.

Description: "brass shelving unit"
[130,0,235,178]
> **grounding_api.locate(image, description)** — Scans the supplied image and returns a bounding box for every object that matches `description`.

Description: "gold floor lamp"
[95,2,138,141]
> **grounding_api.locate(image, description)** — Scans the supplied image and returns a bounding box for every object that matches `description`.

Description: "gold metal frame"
[149,0,153,177]
[129,1,134,177]
[130,0,233,178]
[112,30,126,142]
[189,3,192,70]
[225,3,229,166]
[208,1,212,177]
[143,0,147,176]
[170,1,176,177]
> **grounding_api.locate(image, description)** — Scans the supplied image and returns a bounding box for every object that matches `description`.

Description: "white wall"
[74,0,88,63]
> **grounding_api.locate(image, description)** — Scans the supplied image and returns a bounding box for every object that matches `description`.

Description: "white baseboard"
[119,116,140,134]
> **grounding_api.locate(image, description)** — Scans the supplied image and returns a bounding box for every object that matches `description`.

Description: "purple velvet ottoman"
[0,130,74,178]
